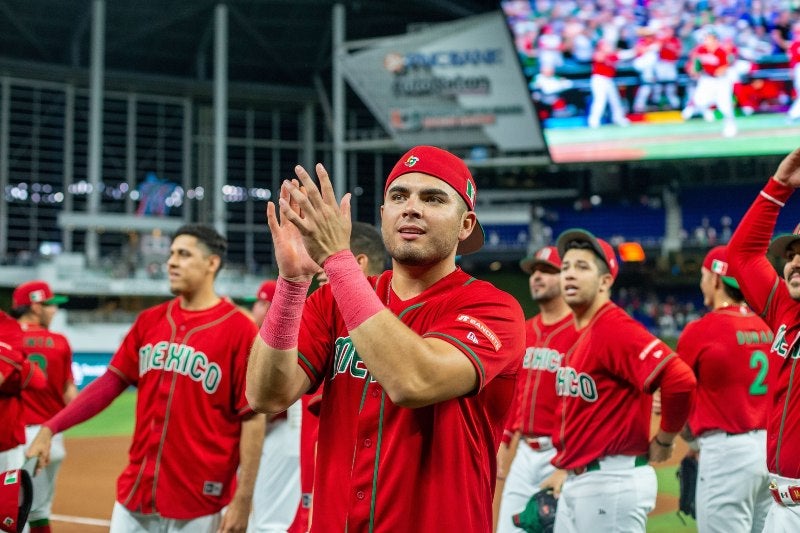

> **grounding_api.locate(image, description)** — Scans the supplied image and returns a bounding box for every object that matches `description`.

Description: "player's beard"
[531,284,561,303]
[382,226,459,267]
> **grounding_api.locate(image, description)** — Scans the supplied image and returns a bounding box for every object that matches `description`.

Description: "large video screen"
[500,1,800,163]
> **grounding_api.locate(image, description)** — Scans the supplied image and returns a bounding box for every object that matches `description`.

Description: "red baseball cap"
[520,246,562,274]
[12,281,68,308]
[702,245,740,289]
[385,145,484,255]
[556,228,619,280]
[0,469,33,533]
[244,280,277,303]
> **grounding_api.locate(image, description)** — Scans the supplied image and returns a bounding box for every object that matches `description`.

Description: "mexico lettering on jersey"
[108,298,257,519]
[20,323,73,425]
[552,302,675,470]
[297,268,525,532]
[727,177,800,478]
[678,306,776,436]
[505,313,577,439]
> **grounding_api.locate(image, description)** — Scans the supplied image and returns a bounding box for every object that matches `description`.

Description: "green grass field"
[64,389,137,438]
[63,389,698,531]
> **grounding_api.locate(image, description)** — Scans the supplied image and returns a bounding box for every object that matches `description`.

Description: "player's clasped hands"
[267,164,352,278]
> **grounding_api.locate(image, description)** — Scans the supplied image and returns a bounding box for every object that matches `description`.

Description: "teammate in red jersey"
[26,224,265,533]
[10,280,76,533]
[726,147,800,529]
[0,311,45,473]
[787,22,800,122]
[287,220,387,533]
[247,145,526,531]
[543,228,696,533]
[587,39,631,129]
[677,246,774,532]
[494,246,577,533]
[682,28,737,137]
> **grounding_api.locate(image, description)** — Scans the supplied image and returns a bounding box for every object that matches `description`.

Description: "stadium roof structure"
[0,0,499,91]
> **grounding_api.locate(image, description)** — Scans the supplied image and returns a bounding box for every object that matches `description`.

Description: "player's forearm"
[45,370,128,434]
[656,358,696,434]
[323,250,476,407]
[246,276,312,413]
[348,312,477,408]
[231,412,266,505]
[246,339,309,414]
[728,178,792,312]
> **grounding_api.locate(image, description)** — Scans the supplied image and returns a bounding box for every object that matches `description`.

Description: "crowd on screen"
[503,0,799,116]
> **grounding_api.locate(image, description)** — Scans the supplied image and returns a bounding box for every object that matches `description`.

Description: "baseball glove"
[511,488,557,533]
[676,454,698,520]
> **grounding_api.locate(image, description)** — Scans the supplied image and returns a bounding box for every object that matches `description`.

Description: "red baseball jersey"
[552,302,676,470]
[20,323,74,425]
[728,178,800,478]
[678,306,776,436]
[108,298,257,519]
[592,51,618,77]
[694,45,728,76]
[505,313,577,438]
[658,36,681,61]
[789,41,800,68]
[297,268,525,532]
[0,312,27,452]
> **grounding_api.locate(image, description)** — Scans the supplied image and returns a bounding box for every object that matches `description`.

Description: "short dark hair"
[722,281,745,303]
[351,221,387,276]
[8,305,30,319]
[564,240,610,276]
[173,224,228,272]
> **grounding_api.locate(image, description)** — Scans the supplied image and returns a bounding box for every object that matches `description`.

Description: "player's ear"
[355,253,369,273]
[207,254,222,275]
[598,272,614,293]
[458,211,477,241]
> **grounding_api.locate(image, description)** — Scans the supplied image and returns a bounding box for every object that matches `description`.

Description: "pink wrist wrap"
[324,250,385,331]
[259,277,311,350]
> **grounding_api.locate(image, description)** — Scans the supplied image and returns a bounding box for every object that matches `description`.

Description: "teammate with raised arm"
[677,246,773,532]
[26,224,265,533]
[726,147,800,529]
[544,229,696,533]
[247,145,525,531]
[495,246,577,533]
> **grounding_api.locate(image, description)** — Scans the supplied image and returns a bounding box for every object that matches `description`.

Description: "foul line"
[51,514,112,527]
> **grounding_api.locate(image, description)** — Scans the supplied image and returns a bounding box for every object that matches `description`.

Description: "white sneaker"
[703,109,715,122]
[681,107,694,120]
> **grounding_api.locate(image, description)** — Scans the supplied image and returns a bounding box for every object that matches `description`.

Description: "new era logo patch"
[3,471,17,485]
[203,481,223,496]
